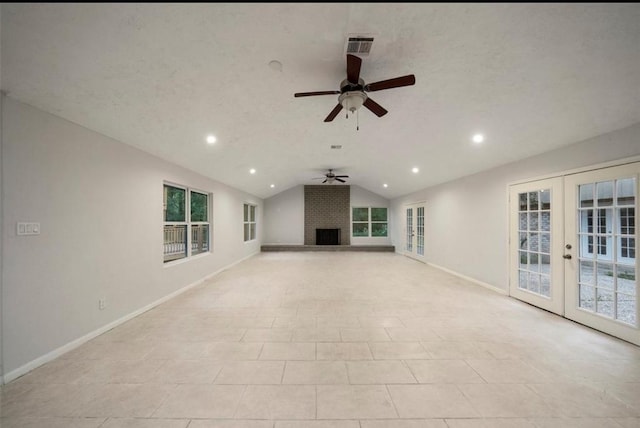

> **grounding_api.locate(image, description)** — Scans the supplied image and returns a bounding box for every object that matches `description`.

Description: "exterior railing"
[164,224,209,262]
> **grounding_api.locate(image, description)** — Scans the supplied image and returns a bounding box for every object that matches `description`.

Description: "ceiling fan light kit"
[294,54,416,125]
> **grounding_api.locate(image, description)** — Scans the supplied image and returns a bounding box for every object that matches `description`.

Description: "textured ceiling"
[3,3,640,199]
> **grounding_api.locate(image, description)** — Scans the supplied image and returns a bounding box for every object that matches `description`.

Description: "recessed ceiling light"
[472,133,484,144]
[249,168,256,174]
[383,183,388,188]
[412,167,419,174]
[206,135,217,144]
[270,184,275,188]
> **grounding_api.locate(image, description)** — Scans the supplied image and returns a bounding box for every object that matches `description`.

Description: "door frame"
[404,201,426,262]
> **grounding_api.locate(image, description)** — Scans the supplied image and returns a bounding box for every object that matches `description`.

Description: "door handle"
[563,254,572,260]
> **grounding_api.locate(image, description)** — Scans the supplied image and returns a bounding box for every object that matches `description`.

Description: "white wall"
[391,122,640,291]
[263,185,304,244]
[262,184,391,246]
[350,185,392,246]
[1,97,263,380]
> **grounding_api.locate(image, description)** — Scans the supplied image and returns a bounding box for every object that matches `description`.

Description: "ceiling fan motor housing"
[339,91,367,113]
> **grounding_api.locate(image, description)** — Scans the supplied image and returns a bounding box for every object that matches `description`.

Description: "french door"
[509,162,639,345]
[405,202,425,261]
[564,163,638,345]
[509,177,565,315]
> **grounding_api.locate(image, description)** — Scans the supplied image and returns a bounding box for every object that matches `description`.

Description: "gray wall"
[2,97,263,380]
[391,122,640,291]
[263,185,304,244]
[304,185,351,245]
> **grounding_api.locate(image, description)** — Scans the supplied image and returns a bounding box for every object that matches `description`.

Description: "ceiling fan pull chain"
[357,109,359,131]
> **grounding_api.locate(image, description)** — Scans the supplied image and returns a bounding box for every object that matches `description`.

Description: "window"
[352,207,388,237]
[163,183,210,263]
[244,203,257,242]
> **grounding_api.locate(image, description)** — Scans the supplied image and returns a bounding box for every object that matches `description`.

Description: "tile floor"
[1,252,640,427]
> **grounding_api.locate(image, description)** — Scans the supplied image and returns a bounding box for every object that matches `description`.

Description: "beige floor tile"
[203,342,263,360]
[347,361,416,384]
[242,328,292,342]
[600,382,640,412]
[100,419,190,428]
[420,341,495,359]
[358,316,405,328]
[214,361,285,384]
[340,328,391,342]
[260,342,316,360]
[406,360,486,384]
[292,328,341,342]
[234,385,316,419]
[527,383,637,417]
[1,384,91,418]
[613,418,640,428]
[444,418,536,427]
[316,342,373,360]
[188,421,274,428]
[74,384,175,418]
[10,359,94,385]
[316,385,398,419]
[273,316,317,329]
[317,316,362,328]
[388,384,479,418]
[276,421,360,428]
[150,360,223,384]
[283,361,348,384]
[458,384,555,418]
[360,420,448,428]
[144,341,210,360]
[529,418,630,428]
[386,328,443,342]
[76,359,166,384]
[465,359,553,384]
[152,384,245,418]
[368,342,430,360]
[0,417,106,428]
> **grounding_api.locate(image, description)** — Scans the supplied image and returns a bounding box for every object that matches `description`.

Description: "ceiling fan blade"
[335,178,346,183]
[365,74,416,92]
[335,175,349,178]
[322,179,328,183]
[346,54,362,84]
[324,103,343,122]
[363,97,388,117]
[295,90,341,97]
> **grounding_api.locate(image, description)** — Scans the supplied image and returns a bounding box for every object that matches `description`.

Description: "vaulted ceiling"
[3,3,640,199]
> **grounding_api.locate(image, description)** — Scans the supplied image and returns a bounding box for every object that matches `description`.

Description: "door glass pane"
[596,181,614,207]
[580,285,595,311]
[596,262,614,290]
[406,208,413,252]
[519,193,527,211]
[519,271,528,291]
[541,212,551,232]
[617,178,636,206]
[529,233,539,252]
[540,275,551,297]
[529,212,539,231]
[540,190,551,210]
[579,260,594,285]
[519,232,528,250]
[580,184,594,208]
[596,288,614,318]
[529,273,540,293]
[529,192,539,210]
[519,213,528,231]
[540,233,550,254]
[617,294,636,325]
[617,265,636,295]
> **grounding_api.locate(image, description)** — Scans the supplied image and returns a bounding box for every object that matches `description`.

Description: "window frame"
[163,182,212,264]
[351,207,388,238]
[243,202,257,242]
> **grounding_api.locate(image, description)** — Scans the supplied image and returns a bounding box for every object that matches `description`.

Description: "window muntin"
[244,203,257,242]
[352,207,388,237]
[163,184,210,263]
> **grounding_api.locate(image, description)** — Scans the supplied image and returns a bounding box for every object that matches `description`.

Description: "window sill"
[163,251,211,268]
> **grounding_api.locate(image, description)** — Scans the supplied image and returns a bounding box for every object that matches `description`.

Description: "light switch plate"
[17,222,40,236]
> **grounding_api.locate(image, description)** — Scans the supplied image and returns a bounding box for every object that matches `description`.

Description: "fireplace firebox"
[316,228,341,245]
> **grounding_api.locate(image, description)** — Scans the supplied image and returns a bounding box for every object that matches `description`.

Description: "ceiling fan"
[312,169,349,184]
[294,54,416,122]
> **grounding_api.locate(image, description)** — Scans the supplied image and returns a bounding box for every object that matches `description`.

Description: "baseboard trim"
[2,251,259,384]
[427,262,508,295]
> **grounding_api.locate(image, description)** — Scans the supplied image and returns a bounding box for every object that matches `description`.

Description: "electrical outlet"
[98,299,106,310]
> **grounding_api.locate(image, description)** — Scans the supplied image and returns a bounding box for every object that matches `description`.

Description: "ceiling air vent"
[346,36,374,56]
[331,145,342,149]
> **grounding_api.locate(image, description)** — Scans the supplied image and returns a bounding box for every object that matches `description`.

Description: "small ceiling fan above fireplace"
[312,169,349,184]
